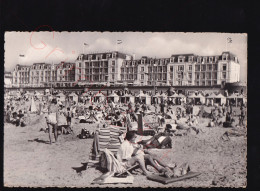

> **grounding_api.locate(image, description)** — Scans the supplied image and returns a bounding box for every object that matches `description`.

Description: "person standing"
[239,106,246,126]
[46,99,59,144]
[160,100,165,115]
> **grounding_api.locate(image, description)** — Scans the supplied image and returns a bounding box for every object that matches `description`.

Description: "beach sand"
[4,106,247,187]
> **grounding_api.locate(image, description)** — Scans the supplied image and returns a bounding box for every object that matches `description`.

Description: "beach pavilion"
[135,91,151,105]
[56,92,66,102]
[68,92,79,104]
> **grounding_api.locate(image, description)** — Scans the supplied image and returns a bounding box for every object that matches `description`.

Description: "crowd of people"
[4,88,247,180]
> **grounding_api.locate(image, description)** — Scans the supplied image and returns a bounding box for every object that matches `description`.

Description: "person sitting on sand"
[223,112,235,128]
[117,132,174,177]
[16,110,26,127]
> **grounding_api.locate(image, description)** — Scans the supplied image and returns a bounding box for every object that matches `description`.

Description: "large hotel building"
[10,51,240,88]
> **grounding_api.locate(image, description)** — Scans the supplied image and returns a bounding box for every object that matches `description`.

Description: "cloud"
[20,44,76,64]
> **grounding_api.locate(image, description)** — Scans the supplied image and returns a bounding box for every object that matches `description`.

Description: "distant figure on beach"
[46,99,59,144]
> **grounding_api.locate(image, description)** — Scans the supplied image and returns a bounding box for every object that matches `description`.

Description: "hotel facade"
[10,51,240,88]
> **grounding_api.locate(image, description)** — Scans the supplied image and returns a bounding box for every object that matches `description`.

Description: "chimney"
[132,54,136,60]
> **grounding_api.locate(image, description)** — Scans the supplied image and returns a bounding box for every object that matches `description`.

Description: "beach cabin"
[69,92,79,104]
[206,93,216,106]
[152,92,162,104]
[227,93,238,106]
[135,91,151,105]
[169,93,186,105]
[188,93,205,105]
[91,92,105,103]
[214,93,226,106]
[56,92,66,102]
[108,92,120,103]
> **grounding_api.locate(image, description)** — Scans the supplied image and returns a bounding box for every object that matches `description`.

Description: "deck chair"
[92,148,139,184]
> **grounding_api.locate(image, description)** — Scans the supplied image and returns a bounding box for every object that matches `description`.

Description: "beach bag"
[47,113,57,124]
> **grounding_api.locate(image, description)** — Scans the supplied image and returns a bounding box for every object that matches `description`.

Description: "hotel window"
[201,65,206,71]
[163,66,167,72]
[121,68,124,73]
[223,64,227,71]
[222,72,226,79]
[121,74,124,80]
[129,74,133,79]
[177,65,184,71]
[158,74,162,80]
[148,67,152,72]
[141,74,144,80]
[130,68,133,73]
[79,63,81,67]
[170,58,174,62]
[158,66,162,72]
[223,55,227,60]
[207,73,211,79]
[79,69,81,74]
[170,73,173,79]
[178,73,183,79]
[201,73,205,79]
[195,65,200,71]
[207,64,212,71]
[163,74,166,80]
[170,66,173,72]
[212,72,217,79]
[188,73,192,80]
[112,61,115,66]
[213,80,217,85]
[134,74,137,80]
[203,57,207,63]
[213,64,218,71]
[207,81,211,86]
[153,74,157,80]
[141,67,144,72]
[202,81,205,86]
[112,74,114,80]
[209,57,213,62]
[188,81,192,85]
[153,67,157,72]
[189,65,192,71]
[85,62,88,68]
[189,57,193,62]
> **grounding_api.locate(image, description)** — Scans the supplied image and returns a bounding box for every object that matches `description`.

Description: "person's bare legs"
[144,153,170,172]
[54,124,58,142]
[48,123,52,144]
[127,154,152,176]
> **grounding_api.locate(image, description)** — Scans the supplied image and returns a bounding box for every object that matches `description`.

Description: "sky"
[5,32,247,82]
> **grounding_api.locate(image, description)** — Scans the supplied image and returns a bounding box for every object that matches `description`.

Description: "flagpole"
[226,38,227,52]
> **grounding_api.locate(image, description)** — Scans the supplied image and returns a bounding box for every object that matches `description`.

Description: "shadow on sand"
[28,138,50,144]
[72,162,88,173]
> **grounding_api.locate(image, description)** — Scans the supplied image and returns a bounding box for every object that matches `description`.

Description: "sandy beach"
[4,105,247,188]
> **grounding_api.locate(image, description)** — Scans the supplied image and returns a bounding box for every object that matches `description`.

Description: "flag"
[227,37,232,43]
[117,40,122,44]
[19,55,25,57]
